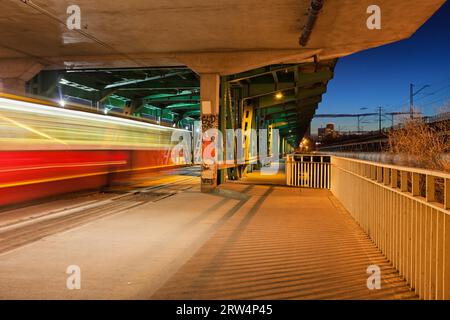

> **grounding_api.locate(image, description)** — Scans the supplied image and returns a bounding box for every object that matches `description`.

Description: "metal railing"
[286,154,331,189]
[331,156,450,300]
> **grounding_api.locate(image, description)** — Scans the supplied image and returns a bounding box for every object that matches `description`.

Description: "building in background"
[318,123,337,141]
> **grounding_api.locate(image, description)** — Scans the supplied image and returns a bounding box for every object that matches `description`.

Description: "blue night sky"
[311,1,450,134]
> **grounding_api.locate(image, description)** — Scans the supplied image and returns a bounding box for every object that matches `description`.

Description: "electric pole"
[378,106,382,133]
[357,115,360,133]
[410,83,414,119]
[410,83,429,119]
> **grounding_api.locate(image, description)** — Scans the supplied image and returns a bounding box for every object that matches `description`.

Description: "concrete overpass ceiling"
[2,0,445,145]
[0,0,312,54]
[0,0,445,73]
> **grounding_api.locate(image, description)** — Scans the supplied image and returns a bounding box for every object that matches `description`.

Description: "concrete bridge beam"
[0,59,43,94]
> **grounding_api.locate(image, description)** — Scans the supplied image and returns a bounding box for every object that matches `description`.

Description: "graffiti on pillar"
[201,114,218,130]
[201,114,218,185]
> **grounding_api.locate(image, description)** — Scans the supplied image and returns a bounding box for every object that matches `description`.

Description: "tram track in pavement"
[0,175,199,254]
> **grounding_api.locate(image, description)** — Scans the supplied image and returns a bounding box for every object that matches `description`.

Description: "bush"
[387,117,450,172]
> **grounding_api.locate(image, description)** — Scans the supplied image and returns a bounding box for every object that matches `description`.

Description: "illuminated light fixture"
[275,92,283,99]
[59,78,98,92]
[104,108,108,114]
[185,126,189,130]
[173,123,176,127]
[58,99,66,107]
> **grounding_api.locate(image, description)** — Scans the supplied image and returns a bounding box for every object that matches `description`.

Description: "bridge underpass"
[0,0,448,301]
[0,164,418,300]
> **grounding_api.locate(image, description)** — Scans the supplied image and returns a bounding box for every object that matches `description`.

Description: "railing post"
[445,213,450,299]
[391,169,398,188]
[400,171,408,192]
[445,178,450,210]
[426,175,435,202]
[377,166,383,183]
[383,167,390,185]
[286,156,291,186]
[412,172,420,196]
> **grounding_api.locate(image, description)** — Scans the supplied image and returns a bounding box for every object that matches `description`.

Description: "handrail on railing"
[286,153,450,299]
[333,156,450,211]
[330,155,450,300]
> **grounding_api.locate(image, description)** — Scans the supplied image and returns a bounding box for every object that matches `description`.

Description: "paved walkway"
[0,168,416,299]
[153,182,416,299]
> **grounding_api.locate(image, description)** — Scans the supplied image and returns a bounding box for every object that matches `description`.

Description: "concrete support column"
[200,73,220,193]
[0,59,43,95]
